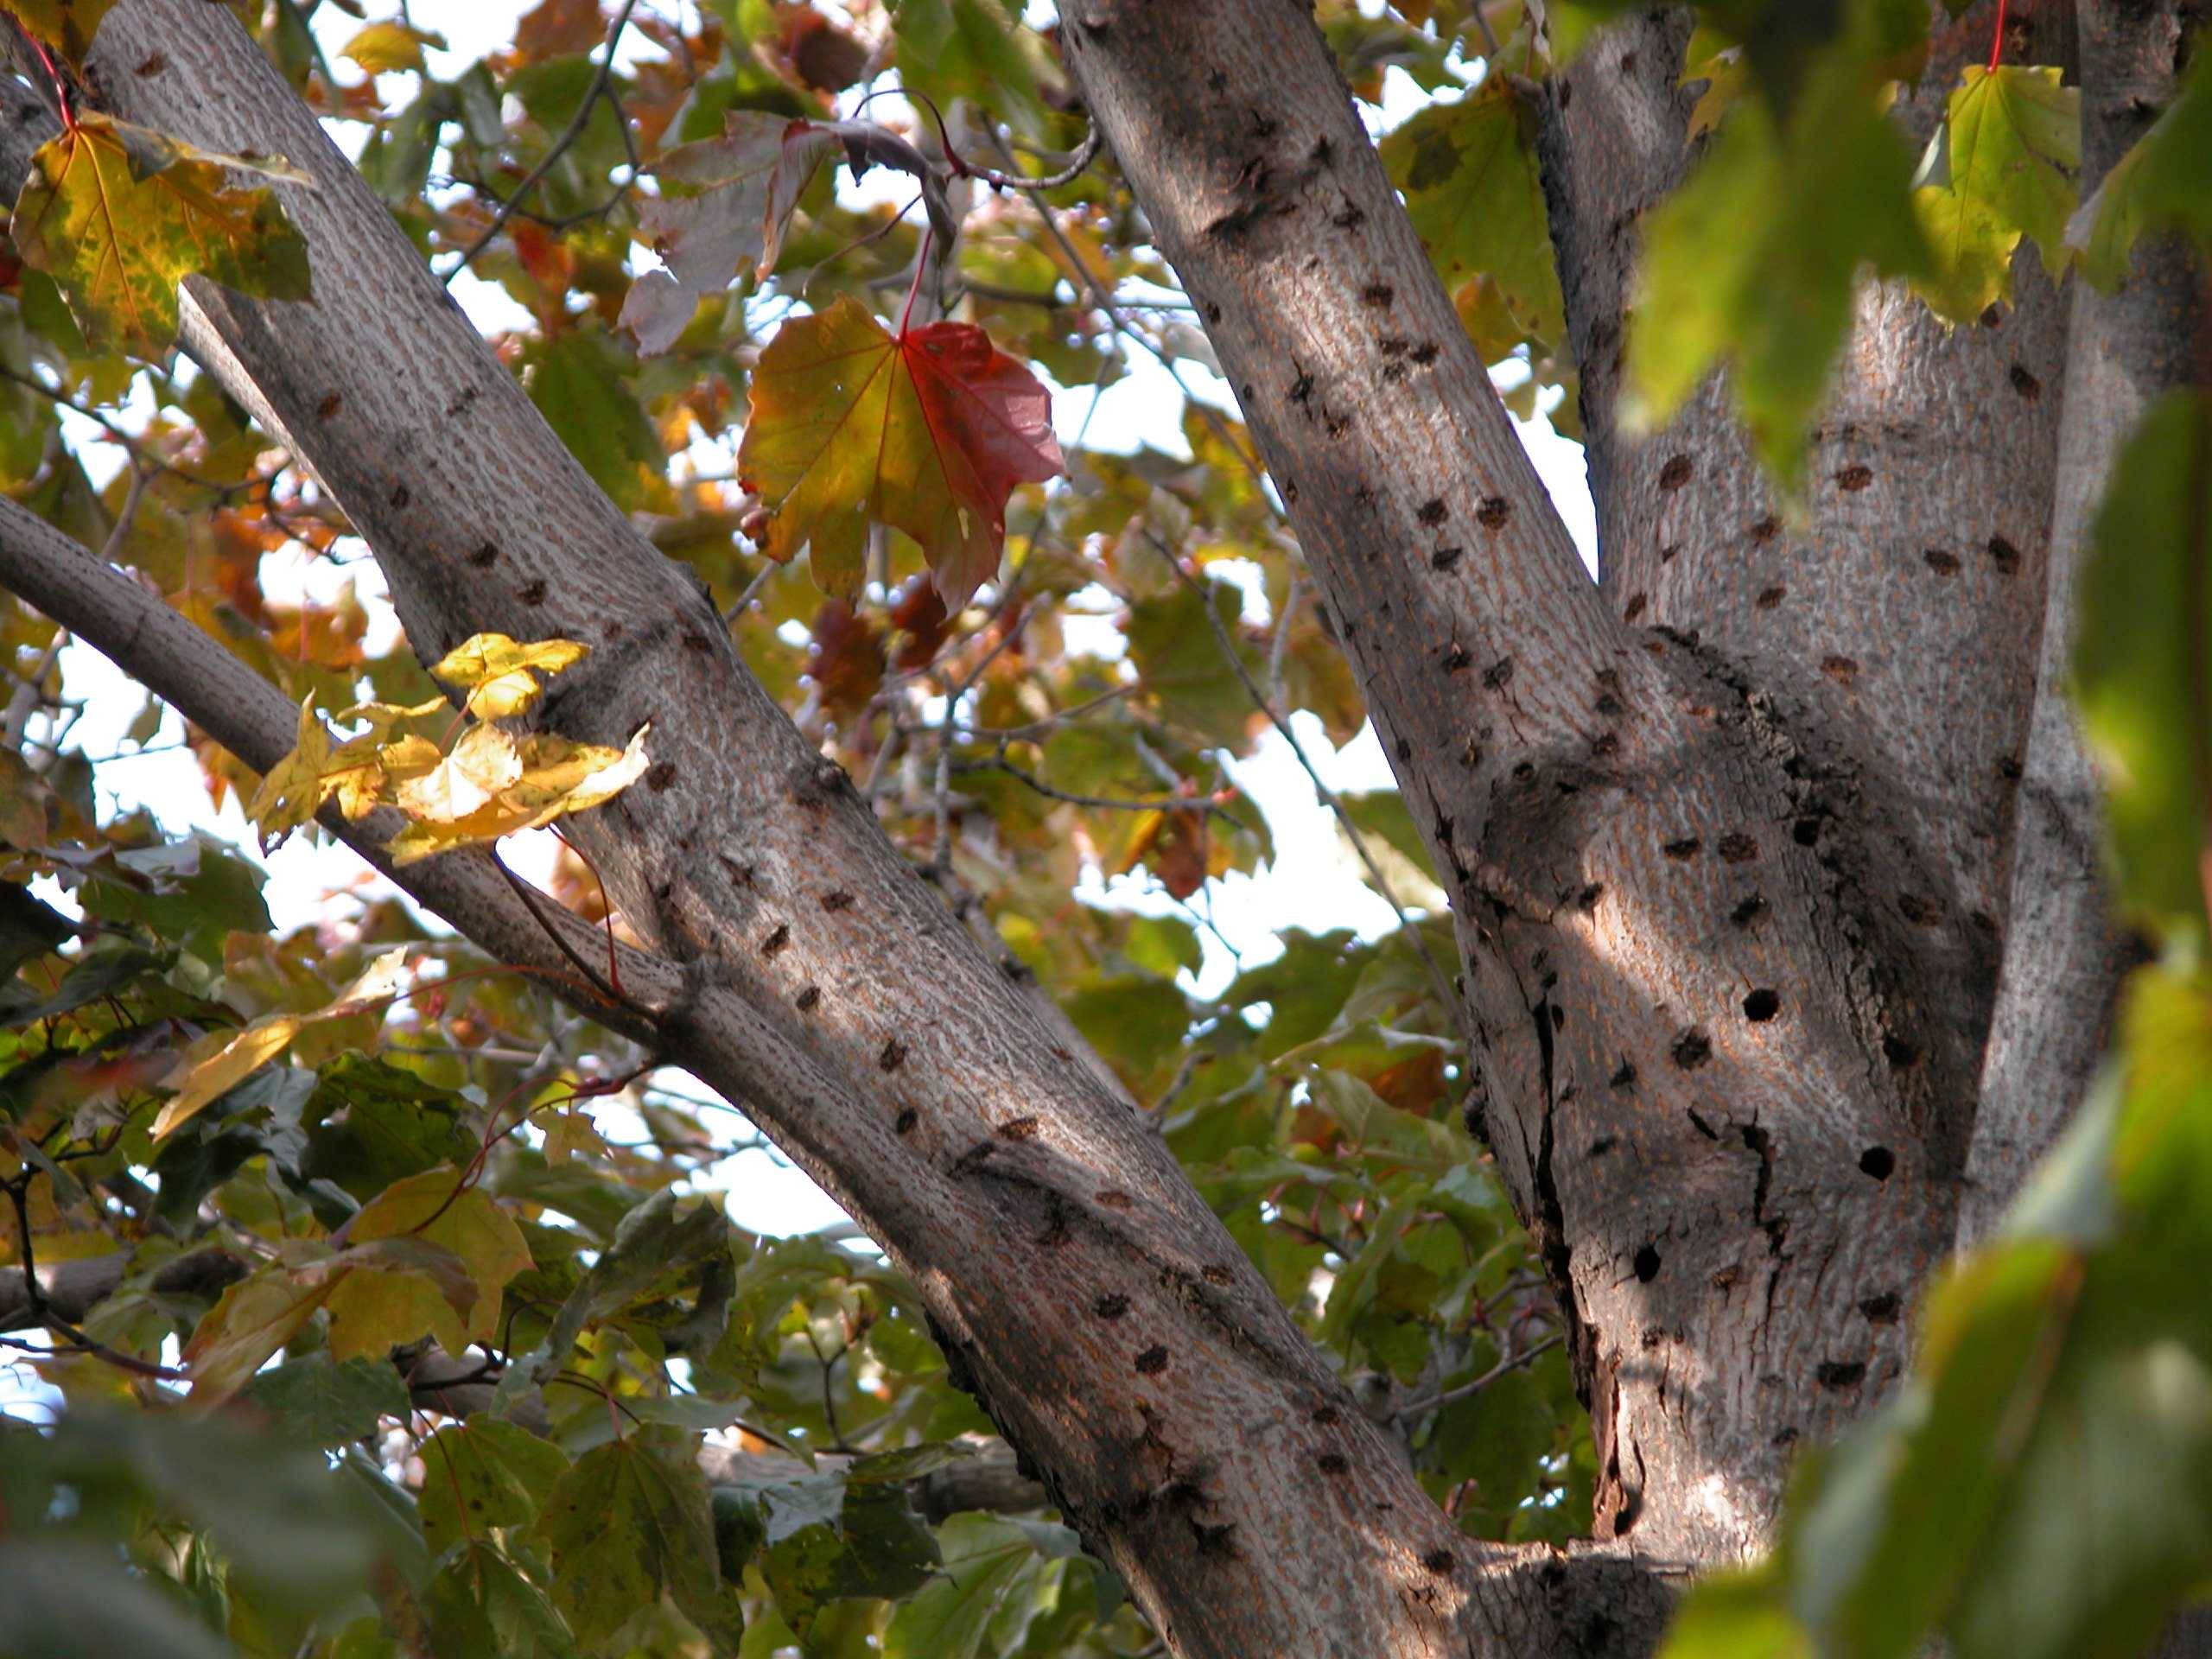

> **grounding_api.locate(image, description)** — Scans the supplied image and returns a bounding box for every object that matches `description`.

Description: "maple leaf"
[429,631,591,719]
[4,0,119,65]
[738,295,1064,607]
[621,112,839,353]
[9,115,311,354]
[385,723,652,864]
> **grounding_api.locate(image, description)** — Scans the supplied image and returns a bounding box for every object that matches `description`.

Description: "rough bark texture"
[1065,0,2010,1569]
[0,0,2201,1652]
[0,4,1679,1653]
[1966,0,2207,1245]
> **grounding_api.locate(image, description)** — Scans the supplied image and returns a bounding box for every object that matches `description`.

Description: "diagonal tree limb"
[0,6,1679,1651]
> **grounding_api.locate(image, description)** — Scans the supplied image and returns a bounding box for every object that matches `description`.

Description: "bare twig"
[1147,533,1458,1010]
[446,0,640,279]
[1391,1332,1561,1421]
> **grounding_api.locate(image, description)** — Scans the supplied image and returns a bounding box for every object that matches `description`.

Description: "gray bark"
[1965,0,2208,1246]
[0,0,2200,1651]
[0,3,1677,1651]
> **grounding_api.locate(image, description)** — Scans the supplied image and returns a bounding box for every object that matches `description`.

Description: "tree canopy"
[0,2,2209,1657]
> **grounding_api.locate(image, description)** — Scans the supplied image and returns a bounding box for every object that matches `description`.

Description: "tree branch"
[1058,0,1624,845]
[1966,1,2209,1245]
[0,7,1679,1651]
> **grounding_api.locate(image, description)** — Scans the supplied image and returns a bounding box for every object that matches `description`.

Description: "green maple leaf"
[1380,79,1565,351]
[1912,65,2080,322]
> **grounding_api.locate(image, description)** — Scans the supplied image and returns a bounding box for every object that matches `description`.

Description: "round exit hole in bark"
[1859,1146,1896,1180]
[1742,988,1780,1022]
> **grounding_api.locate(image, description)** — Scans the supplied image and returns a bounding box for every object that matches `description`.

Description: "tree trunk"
[0,0,2201,1654]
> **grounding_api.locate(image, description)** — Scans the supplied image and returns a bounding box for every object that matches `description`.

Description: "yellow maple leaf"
[154,948,410,1138]
[429,632,590,719]
[9,115,311,354]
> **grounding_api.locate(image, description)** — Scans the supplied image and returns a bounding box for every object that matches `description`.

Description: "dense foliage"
[0,2,2206,1656]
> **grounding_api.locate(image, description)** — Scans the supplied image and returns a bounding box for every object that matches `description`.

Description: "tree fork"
[0,3,1679,1652]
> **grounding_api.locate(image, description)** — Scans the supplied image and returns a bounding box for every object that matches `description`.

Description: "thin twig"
[956,122,1102,192]
[1147,533,1458,1011]
[1391,1332,1561,1421]
[446,0,640,280]
[953,754,1238,822]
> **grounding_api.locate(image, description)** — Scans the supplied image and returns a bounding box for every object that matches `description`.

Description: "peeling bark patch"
[1815,1360,1867,1389]
[1821,654,1860,685]
[1135,1344,1171,1375]
[1202,1264,1234,1286]
[1624,594,1647,623]
[1481,657,1514,690]
[894,1109,918,1135]
[1834,464,1873,492]
[1360,282,1395,307]
[1442,642,1471,673]
[1313,1405,1341,1427]
[1987,535,2021,575]
[1658,454,1693,491]
[2009,363,2043,400]
[1411,342,1439,365]
[1859,1291,1901,1323]
[1924,547,1961,574]
[134,51,168,75]
[1632,1243,1661,1282]
[1096,1293,1129,1319]
[645,760,677,792]
[1417,497,1449,526]
[1096,1189,1135,1211]
[316,391,343,421]
[1477,496,1511,529]
[1742,988,1780,1022]
[519,579,549,606]
[1662,836,1701,860]
[795,985,820,1011]
[997,1116,1041,1141]
[820,890,855,911]
[1670,1028,1712,1070]
[467,543,499,568]
[1757,585,1786,609]
[760,923,791,957]
[1430,545,1463,571]
[1718,832,1758,862]
[1421,1548,1456,1575]
[1859,1146,1895,1179]
[880,1037,908,1071]
[1318,1451,1349,1475]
